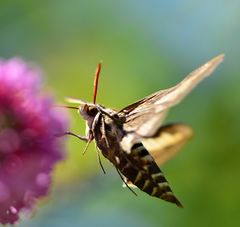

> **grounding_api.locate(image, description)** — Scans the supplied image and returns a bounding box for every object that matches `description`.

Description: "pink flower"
[0,58,67,224]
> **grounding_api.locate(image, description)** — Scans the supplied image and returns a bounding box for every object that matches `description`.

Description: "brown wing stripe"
[144,163,161,174]
[119,158,139,182]
[131,143,142,149]
[131,142,149,157]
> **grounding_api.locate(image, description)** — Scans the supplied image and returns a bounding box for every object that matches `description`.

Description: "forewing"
[119,54,224,137]
[142,123,193,166]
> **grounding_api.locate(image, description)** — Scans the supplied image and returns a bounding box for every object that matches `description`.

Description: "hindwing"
[142,123,193,166]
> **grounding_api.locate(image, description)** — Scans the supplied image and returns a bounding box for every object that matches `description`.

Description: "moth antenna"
[55,105,79,110]
[93,62,102,104]
[65,97,86,105]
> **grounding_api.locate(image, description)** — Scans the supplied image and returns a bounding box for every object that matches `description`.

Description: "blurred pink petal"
[0,58,68,224]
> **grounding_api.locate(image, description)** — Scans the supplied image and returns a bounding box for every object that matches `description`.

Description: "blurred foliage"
[1,0,240,226]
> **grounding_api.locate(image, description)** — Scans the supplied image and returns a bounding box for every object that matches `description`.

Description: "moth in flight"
[64,55,224,207]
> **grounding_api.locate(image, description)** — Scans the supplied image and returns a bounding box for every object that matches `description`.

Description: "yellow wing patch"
[142,124,193,166]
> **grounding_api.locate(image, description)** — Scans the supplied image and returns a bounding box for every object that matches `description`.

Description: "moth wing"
[142,123,193,166]
[119,54,224,137]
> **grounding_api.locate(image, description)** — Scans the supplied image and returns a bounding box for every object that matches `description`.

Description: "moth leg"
[91,111,110,149]
[122,176,137,189]
[101,116,110,148]
[82,139,92,155]
[92,112,101,130]
[61,131,88,141]
[115,168,137,196]
[95,145,106,174]
[61,131,92,154]
[63,131,92,155]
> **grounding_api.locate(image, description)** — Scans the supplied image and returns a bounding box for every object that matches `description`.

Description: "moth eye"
[80,104,88,112]
[87,107,98,117]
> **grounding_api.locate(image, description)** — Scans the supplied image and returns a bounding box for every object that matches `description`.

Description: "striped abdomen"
[117,142,182,207]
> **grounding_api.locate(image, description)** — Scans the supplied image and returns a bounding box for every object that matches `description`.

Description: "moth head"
[79,104,98,120]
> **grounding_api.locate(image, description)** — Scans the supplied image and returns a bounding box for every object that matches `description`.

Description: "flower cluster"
[0,58,67,224]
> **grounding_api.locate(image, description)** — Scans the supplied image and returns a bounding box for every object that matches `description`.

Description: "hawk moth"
[65,54,224,207]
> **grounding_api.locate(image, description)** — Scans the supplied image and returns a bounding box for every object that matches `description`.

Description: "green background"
[1,1,239,226]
